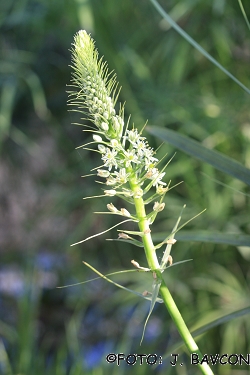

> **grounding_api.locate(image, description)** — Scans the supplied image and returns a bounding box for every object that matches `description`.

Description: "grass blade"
[106,238,144,248]
[0,339,13,375]
[149,0,250,94]
[238,0,250,31]
[147,126,250,185]
[162,306,250,358]
[153,230,250,247]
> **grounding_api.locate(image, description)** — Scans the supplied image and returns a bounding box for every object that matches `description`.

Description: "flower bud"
[98,144,106,153]
[156,186,169,195]
[107,203,118,212]
[104,189,117,196]
[167,255,173,266]
[118,233,130,239]
[97,169,110,178]
[112,116,120,132]
[93,134,103,142]
[120,208,131,217]
[122,189,134,197]
[106,176,117,185]
[101,122,109,131]
[153,202,165,212]
[166,239,177,245]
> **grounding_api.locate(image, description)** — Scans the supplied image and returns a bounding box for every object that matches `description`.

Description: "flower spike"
[68,31,210,368]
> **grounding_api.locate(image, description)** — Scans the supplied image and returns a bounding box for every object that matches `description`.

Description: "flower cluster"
[95,129,167,197]
[70,30,169,203]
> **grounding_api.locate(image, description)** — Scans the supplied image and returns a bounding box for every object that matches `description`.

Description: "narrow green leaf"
[164,259,193,269]
[94,211,138,221]
[163,306,250,358]
[0,339,13,375]
[140,280,162,345]
[160,205,185,269]
[106,238,144,248]
[201,172,250,198]
[192,307,250,337]
[24,71,48,119]
[238,0,250,31]
[57,269,139,288]
[82,261,163,303]
[153,230,250,247]
[149,0,250,95]
[71,219,133,246]
[155,208,206,250]
[117,229,144,237]
[0,82,16,140]
[147,126,250,186]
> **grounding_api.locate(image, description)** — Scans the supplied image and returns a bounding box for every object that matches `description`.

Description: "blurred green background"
[0,0,250,374]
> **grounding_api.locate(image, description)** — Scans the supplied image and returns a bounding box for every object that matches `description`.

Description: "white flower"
[125,129,142,145]
[110,139,119,148]
[144,147,157,160]
[124,149,139,167]
[146,168,166,187]
[152,172,166,187]
[113,168,129,184]
[102,148,118,170]
[145,168,158,179]
[136,140,148,156]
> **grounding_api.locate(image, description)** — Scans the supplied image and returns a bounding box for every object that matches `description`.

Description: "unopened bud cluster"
[70,30,124,140]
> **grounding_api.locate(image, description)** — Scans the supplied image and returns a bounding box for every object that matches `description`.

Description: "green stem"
[129,177,214,375]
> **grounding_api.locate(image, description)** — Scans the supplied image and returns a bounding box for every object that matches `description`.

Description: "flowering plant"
[68,30,214,375]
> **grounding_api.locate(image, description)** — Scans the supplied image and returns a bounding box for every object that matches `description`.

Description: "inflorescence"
[69,30,169,210]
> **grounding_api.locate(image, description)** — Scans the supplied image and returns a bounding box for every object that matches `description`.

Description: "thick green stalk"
[129,178,214,375]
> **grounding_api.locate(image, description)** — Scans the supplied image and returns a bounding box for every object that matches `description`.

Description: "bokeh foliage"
[0,0,249,374]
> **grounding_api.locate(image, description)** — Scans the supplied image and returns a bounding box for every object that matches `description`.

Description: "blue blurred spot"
[0,268,25,297]
[84,341,107,369]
